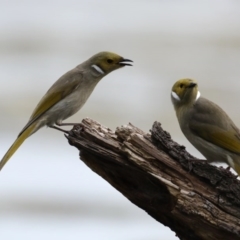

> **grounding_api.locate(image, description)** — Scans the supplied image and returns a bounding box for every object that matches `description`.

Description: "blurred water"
[1,1,240,239]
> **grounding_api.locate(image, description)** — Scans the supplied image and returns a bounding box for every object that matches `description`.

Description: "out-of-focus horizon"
[1,1,240,239]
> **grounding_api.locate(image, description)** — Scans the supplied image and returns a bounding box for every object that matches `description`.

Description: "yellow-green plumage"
[0,123,37,170]
[190,125,240,154]
[1,51,132,170]
[18,70,82,136]
[171,78,240,175]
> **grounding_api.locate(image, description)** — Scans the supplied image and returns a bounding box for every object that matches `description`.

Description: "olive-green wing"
[30,79,80,120]
[189,122,240,154]
[19,70,82,136]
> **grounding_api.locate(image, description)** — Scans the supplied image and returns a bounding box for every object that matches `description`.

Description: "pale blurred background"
[1,0,240,239]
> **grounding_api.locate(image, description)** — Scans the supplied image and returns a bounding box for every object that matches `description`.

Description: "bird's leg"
[52,120,84,135]
[56,120,79,126]
[56,120,85,130]
[49,125,69,134]
[56,123,77,126]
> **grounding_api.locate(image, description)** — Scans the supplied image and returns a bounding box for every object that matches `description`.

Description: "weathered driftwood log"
[66,118,240,240]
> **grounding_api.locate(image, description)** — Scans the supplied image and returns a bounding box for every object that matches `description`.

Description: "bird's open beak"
[119,58,133,66]
[189,82,197,88]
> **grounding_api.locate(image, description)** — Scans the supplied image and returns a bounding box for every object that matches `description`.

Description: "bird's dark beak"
[189,82,197,88]
[119,58,133,66]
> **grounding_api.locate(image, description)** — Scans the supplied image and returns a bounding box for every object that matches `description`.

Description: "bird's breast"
[43,81,99,126]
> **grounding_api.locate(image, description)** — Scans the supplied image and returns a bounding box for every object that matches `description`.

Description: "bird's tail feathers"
[0,122,37,170]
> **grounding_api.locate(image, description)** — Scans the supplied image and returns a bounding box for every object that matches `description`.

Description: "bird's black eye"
[180,84,184,88]
[107,59,113,64]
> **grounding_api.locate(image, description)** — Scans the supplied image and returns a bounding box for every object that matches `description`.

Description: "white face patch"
[171,91,181,101]
[91,64,105,75]
[196,91,201,101]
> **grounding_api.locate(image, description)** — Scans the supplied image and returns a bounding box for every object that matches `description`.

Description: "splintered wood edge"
[66,118,240,239]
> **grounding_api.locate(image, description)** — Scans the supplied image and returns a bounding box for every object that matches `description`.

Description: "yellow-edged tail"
[0,123,37,170]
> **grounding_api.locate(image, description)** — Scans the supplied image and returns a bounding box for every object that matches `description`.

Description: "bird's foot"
[225,166,231,171]
[56,122,81,126]
[226,166,239,178]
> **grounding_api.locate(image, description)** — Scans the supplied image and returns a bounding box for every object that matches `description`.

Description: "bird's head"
[171,78,200,109]
[88,51,133,77]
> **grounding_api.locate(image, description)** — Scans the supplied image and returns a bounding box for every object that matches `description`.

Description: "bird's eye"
[180,84,184,88]
[107,59,113,64]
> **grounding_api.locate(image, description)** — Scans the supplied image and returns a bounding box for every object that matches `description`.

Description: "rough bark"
[66,118,240,240]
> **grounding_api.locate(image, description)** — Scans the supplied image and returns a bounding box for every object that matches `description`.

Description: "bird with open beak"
[0,51,133,170]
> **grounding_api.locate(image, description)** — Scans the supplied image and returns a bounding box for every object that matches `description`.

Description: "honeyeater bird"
[171,78,240,175]
[0,51,133,170]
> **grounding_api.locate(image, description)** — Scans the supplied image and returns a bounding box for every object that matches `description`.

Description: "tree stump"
[66,118,240,240]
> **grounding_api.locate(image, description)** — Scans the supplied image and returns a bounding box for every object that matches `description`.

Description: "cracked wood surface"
[66,118,240,240]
